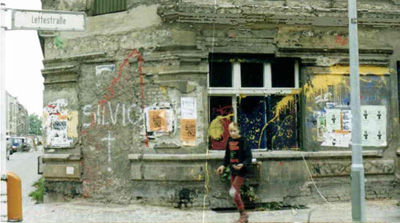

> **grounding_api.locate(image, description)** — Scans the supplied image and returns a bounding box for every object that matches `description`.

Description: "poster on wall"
[180,119,196,146]
[315,112,327,141]
[326,109,341,131]
[321,109,351,147]
[181,97,197,119]
[43,99,75,148]
[321,132,351,147]
[147,110,168,132]
[361,105,386,146]
[180,97,197,146]
[145,102,174,135]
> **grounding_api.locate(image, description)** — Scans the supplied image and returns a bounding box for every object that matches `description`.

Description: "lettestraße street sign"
[12,9,86,31]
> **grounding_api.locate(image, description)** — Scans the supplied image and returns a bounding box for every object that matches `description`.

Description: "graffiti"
[335,35,348,46]
[315,92,332,104]
[258,94,296,149]
[93,49,148,146]
[311,160,394,177]
[101,130,115,164]
[97,49,143,106]
[208,113,234,150]
[305,65,391,147]
[82,102,144,129]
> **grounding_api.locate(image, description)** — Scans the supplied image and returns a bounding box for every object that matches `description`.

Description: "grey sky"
[4,0,43,116]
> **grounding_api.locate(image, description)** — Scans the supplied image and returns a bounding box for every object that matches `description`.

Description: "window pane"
[93,0,127,16]
[209,96,233,150]
[241,63,263,88]
[271,59,295,88]
[209,62,232,87]
[238,96,267,149]
[266,95,298,150]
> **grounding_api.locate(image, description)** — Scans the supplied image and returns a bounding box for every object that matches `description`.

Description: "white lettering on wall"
[82,102,143,129]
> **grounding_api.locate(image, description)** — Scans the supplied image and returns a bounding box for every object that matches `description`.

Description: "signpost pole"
[0,2,8,222]
[348,0,366,222]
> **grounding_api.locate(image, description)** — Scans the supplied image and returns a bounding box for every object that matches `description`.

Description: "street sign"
[11,9,86,31]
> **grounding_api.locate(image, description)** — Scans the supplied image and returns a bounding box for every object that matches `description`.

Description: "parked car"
[6,136,32,153]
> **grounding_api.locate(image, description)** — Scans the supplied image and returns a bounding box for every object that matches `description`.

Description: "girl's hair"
[228,122,240,132]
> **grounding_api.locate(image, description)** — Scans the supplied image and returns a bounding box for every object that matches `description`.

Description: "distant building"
[6,91,29,136]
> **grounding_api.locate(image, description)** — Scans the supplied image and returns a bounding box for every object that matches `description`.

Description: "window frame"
[208,59,300,150]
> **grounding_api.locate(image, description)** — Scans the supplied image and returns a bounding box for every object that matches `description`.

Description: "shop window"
[208,54,299,150]
[93,0,127,16]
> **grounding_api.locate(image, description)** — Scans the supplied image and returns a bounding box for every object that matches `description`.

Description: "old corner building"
[41,0,400,207]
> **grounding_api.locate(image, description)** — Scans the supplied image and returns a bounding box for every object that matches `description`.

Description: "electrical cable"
[301,152,336,222]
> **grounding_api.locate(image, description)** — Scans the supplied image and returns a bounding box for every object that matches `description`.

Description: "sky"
[3,0,44,116]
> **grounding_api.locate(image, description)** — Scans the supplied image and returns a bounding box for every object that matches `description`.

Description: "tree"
[29,114,42,136]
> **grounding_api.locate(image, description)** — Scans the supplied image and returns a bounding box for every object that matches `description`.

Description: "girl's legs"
[230,174,248,222]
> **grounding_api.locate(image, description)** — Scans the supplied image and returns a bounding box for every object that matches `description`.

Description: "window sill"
[129,150,382,162]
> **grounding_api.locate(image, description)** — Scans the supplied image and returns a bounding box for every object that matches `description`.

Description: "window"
[93,0,127,16]
[208,54,299,150]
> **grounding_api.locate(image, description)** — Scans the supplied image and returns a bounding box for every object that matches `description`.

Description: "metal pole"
[0,3,8,222]
[348,0,366,222]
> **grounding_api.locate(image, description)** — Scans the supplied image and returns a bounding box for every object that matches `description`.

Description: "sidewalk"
[22,199,400,222]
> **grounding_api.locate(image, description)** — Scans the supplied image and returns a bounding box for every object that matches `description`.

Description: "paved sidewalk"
[21,199,400,222]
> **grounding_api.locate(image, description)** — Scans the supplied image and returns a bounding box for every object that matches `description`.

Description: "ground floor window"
[208,54,299,150]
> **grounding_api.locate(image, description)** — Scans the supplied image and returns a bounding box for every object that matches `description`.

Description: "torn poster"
[43,99,75,148]
[321,132,351,147]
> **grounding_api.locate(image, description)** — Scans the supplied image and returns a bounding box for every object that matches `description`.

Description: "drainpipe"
[348,0,366,222]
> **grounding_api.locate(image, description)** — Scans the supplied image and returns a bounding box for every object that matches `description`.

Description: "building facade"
[40,0,400,207]
[6,91,29,136]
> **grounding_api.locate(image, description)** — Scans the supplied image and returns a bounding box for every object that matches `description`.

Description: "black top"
[222,137,253,176]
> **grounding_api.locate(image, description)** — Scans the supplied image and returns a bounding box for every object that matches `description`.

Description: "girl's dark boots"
[237,211,249,223]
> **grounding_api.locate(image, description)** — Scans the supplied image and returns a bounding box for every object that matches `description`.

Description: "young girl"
[217,122,253,223]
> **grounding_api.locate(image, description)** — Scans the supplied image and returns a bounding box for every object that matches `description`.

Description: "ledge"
[129,150,382,161]
[43,154,82,162]
[43,52,109,65]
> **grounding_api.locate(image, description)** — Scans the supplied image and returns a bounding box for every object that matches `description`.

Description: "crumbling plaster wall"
[40,0,400,205]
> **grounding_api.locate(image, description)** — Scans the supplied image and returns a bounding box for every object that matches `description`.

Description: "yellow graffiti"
[329,65,389,75]
[257,95,295,149]
[238,94,247,105]
[304,74,347,102]
[305,65,390,103]
[330,65,389,87]
[208,114,234,140]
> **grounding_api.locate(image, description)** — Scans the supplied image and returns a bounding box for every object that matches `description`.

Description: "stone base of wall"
[45,181,83,203]
[284,175,400,206]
